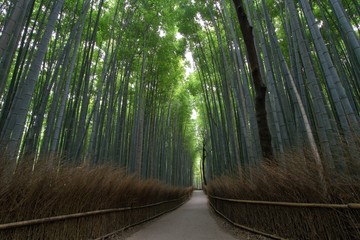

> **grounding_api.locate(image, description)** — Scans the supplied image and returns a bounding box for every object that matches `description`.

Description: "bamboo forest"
[0,0,359,239]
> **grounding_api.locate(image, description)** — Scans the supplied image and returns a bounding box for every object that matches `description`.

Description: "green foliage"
[1,0,358,189]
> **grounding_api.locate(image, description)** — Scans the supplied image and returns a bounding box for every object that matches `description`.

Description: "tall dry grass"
[206,145,360,239]
[0,158,192,239]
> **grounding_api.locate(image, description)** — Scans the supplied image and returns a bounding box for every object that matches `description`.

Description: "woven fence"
[0,195,189,240]
[208,195,360,239]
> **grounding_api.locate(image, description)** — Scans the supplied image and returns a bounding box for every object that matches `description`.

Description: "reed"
[0,158,192,240]
[207,145,360,239]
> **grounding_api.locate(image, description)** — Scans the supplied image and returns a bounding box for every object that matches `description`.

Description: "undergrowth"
[207,154,360,204]
[206,145,360,239]
[0,159,192,239]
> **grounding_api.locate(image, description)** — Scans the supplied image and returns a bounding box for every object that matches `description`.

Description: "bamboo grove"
[0,0,196,186]
[1,0,360,188]
[182,0,359,182]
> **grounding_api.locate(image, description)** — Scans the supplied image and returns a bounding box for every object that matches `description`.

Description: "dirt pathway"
[125,190,239,240]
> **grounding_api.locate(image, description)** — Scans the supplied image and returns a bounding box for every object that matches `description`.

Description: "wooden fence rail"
[208,195,360,209]
[208,194,360,239]
[93,198,188,240]
[0,195,190,240]
[0,197,184,230]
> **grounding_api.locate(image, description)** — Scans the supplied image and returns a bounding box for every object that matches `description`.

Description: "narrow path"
[126,190,239,240]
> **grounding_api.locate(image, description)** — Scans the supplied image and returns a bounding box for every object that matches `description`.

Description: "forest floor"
[112,190,270,240]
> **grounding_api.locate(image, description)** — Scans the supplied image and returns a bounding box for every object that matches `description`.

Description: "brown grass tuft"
[0,158,192,239]
[207,147,360,239]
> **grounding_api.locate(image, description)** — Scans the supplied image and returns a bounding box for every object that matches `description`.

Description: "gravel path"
[124,190,239,240]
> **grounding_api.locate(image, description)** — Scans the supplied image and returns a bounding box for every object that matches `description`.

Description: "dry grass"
[206,147,360,239]
[0,159,192,240]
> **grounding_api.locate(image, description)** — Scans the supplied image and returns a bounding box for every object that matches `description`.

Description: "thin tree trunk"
[232,0,273,160]
[135,51,147,175]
